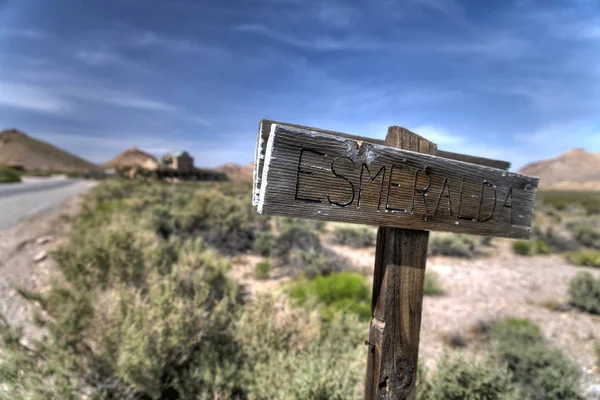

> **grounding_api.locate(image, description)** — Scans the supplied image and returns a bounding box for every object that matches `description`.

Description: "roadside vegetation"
[569,271,600,314]
[0,165,21,183]
[536,190,600,216]
[331,225,377,247]
[424,271,445,296]
[564,250,600,268]
[0,181,589,398]
[429,233,479,258]
[288,272,371,321]
[490,317,582,400]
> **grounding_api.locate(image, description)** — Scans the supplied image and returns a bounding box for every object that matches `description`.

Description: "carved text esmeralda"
[257,125,538,238]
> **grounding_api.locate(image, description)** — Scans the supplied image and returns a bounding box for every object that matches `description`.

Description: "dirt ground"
[0,194,83,340]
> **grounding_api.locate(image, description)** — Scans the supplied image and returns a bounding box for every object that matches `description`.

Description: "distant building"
[160,151,194,172]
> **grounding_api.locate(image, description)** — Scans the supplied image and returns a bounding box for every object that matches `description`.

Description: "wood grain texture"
[365,128,432,400]
[366,231,429,400]
[253,120,510,202]
[257,124,538,239]
[378,251,427,400]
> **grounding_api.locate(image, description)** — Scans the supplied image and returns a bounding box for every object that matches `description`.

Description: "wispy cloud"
[0,28,49,40]
[0,81,70,114]
[412,125,466,147]
[74,49,129,67]
[127,31,229,57]
[56,86,177,112]
[233,24,384,51]
[188,115,211,126]
[433,33,534,59]
[411,0,463,16]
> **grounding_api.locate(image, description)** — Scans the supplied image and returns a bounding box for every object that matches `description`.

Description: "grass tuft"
[565,250,600,268]
[288,272,371,321]
[255,260,272,280]
[512,240,532,256]
[424,271,445,296]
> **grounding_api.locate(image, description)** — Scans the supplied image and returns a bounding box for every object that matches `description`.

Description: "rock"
[33,251,48,263]
[35,235,53,245]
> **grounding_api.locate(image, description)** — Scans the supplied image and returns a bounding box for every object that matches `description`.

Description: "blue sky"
[0,0,599,169]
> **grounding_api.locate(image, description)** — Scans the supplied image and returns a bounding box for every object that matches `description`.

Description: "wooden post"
[365,127,437,400]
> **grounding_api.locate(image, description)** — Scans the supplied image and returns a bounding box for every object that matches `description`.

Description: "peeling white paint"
[257,124,277,214]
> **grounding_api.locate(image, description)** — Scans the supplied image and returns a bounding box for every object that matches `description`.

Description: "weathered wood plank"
[253,119,510,204]
[257,124,538,239]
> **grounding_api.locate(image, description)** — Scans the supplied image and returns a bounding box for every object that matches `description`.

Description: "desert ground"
[0,181,598,399]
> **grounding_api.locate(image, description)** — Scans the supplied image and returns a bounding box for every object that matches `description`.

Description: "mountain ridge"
[518,148,600,190]
[0,129,97,172]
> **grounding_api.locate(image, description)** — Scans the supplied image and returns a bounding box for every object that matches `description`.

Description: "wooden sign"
[252,119,539,399]
[252,120,511,206]
[255,123,538,239]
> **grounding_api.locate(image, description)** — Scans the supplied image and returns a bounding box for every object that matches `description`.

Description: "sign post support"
[365,127,436,400]
[252,120,539,400]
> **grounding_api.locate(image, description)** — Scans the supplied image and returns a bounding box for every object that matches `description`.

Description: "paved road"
[0,178,97,230]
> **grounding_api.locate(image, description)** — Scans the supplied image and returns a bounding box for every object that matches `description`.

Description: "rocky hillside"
[519,148,600,190]
[0,129,97,172]
[217,162,254,182]
[102,147,157,169]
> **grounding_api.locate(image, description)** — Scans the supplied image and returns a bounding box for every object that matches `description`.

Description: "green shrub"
[424,271,445,296]
[543,227,580,252]
[534,240,550,255]
[490,317,582,400]
[571,222,600,249]
[331,225,376,247]
[255,260,272,280]
[175,188,261,253]
[480,236,494,246]
[236,295,365,400]
[0,243,243,398]
[288,272,371,321]
[276,217,326,233]
[292,249,348,279]
[491,318,543,346]
[274,225,322,261]
[275,225,347,278]
[569,271,600,314]
[512,240,532,256]
[254,231,276,257]
[0,165,21,183]
[536,190,600,215]
[51,216,152,289]
[565,250,600,268]
[429,234,477,258]
[419,354,516,400]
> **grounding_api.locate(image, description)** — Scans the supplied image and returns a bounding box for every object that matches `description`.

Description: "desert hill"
[102,147,157,169]
[518,148,600,190]
[217,162,254,182]
[0,129,97,172]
